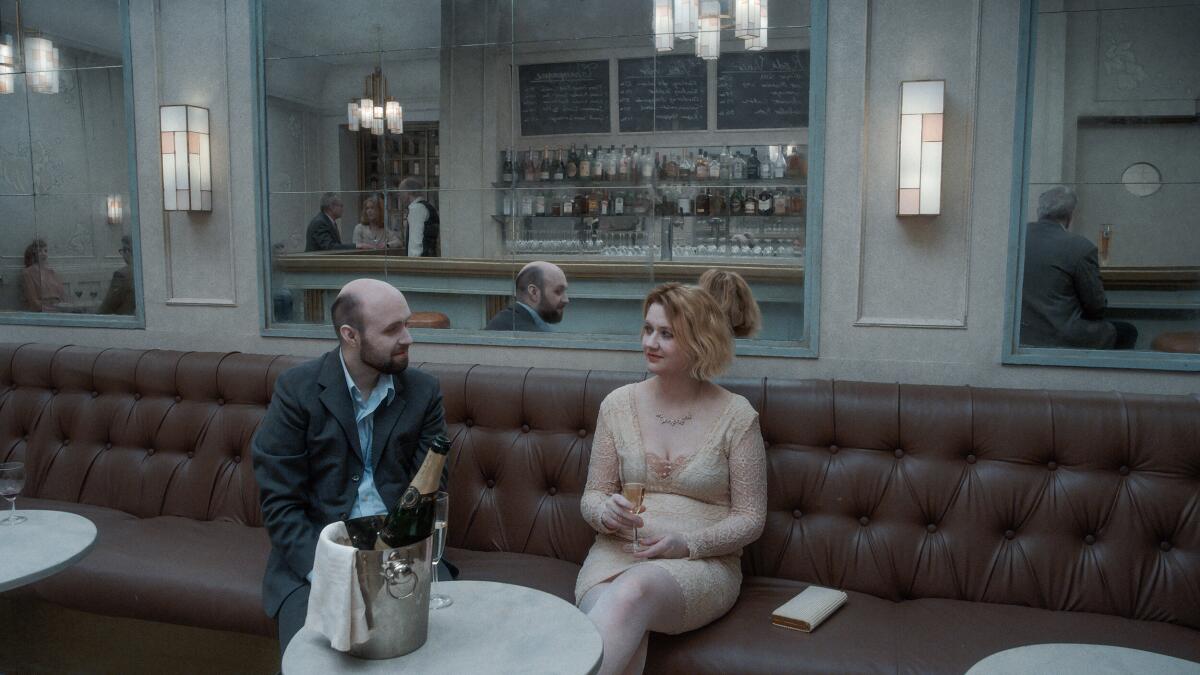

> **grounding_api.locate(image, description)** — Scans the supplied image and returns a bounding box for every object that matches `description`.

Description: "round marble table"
[283,580,603,674]
[967,643,1200,674]
[0,510,97,592]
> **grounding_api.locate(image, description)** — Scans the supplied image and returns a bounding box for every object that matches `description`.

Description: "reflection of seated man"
[484,261,569,331]
[305,192,352,251]
[99,235,135,315]
[1021,186,1137,349]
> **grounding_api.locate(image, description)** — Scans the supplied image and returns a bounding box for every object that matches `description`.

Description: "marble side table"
[283,580,603,674]
[0,510,97,592]
[967,643,1200,674]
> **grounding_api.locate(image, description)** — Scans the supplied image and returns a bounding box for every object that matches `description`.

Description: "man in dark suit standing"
[484,260,570,331]
[305,192,351,251]
[252,278,447,655]
[1020,186,1137,349]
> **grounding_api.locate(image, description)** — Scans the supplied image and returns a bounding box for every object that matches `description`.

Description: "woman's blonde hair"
[642,282,733,381]
[360,193,384,226]
[698,269,761,338]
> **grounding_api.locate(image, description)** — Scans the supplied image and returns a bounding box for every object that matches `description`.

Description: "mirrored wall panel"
[260,0,818,349]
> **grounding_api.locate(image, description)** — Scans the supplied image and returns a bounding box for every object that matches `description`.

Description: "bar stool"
[409,311,451,329]
[1151,331,1200,354]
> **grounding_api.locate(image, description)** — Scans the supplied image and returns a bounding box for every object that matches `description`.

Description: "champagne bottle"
[375,435,452,550]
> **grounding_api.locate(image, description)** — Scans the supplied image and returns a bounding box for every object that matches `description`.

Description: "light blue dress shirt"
[339,351,395,519]
[516,301,554,331]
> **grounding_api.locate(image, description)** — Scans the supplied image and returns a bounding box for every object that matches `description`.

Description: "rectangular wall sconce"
[897,80,944,216]
[106,194,122,225]
[160,105,212,212]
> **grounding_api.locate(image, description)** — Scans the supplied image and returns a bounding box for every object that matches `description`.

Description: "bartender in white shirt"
[399,177,440,257]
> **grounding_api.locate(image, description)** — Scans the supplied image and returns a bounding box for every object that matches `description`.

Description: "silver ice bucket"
[343,515,433,659]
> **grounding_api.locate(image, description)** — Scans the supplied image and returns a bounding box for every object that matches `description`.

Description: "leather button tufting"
[351,474,360,482]
[894,449,904,459]
[966,454,977,464]
[134,393,142,400]
[1160,541,1172,552]
[521,424,531,433]
[859,516,870,526]
[147,448,155,456]
[1004,530,1015,540]
[186,451,194,458]
[233,455,241,463]
[548,487,558,495]
[1119,465,1130,476]
[51,388,58,395]
[62,439,70,446]
[91,391,99,398]
[578,429,588,438]
[1085,534,1096,545]
[218,398,225,406]
[1047,461,1058,471]
[927,523,937,533]
[792,510,802,519]
[829,445,839,455]
[486,479,496,488]
[105,442,112,449]
[465,419,474,427]
[175,395,182,403]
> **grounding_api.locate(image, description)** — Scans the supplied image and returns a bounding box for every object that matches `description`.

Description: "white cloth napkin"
[305,521,371,651]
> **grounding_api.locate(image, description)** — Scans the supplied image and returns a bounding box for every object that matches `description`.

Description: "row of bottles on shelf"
[502,186,806,218]
[500,144,807,185]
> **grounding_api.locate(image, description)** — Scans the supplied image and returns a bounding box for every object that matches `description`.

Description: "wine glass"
[429,491,452,609]
[620,459,647,553]
[0,461,27,526]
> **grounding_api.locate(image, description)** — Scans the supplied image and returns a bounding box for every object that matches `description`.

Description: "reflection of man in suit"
[1021,186,1137,349]
[252,278,447,655]
[304,192,351,251]
[99,235,135,315]
[484,260,570,331]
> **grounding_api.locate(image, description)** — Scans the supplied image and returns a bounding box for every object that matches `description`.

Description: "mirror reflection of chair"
[408,311,450,329]
[1151,331,1200,354]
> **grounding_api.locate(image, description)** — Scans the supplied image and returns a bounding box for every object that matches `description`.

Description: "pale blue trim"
[0,0,144,330]
[1000,0,1197,372]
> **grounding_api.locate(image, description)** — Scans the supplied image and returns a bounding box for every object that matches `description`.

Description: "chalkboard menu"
[717,51,809,130]
[618,55,707,133]
[519,61,610,136]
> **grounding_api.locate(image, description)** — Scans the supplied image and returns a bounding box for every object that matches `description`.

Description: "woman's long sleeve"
[580,401,620,534]
[684,414,767,559]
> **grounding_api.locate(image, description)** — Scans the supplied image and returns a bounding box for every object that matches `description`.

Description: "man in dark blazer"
[484,260,570,331]
[304,192,351,251]
[1020,186,1137,349]
[252,278,447,655]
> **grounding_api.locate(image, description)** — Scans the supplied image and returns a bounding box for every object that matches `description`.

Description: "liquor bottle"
[773,189,788,215]
[502,150,514,183]
[720,146,733,180]
[665,154,680,180]
[730,187,744,215]
[562,193,573,216]
[695,150,709,181]
[599,191,610,215]
[709,149,721,180]
[733,151,747,180]
[747,148,761,180]
[588,190,601,215]
[521,194,534,216]
[773,145,787,182]
[679,151,694,180]
[757,189,774,216]
[743,191,757,214]
[553,148,565,181]
[786,145,806,179]
[574,192,588,216]
[579,145,592,179]
[614,191,625,215]
[710,190,725,215]
[550,194,562,217]
[523,151,537,183]
[606,145,618,181]
[539,146,551,181]
[535,193,546,215]
[567,145,579,179]
[641,151,655,182]
[374,435,451,550]
[618,145,630,181]
[696,189,710,216]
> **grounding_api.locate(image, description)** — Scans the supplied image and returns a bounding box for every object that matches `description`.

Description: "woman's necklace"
[654,411,693,426]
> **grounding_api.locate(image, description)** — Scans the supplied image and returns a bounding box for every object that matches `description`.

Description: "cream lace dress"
[576,383,767,633]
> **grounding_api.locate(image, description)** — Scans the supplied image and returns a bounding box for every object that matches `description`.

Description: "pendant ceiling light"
[654,0,673,52]
[673,0,698,40]
[346,67,402,136]
[696,1,721,61]
[0,34,14,95]
[654,0,768,58]
[25,35,60,94]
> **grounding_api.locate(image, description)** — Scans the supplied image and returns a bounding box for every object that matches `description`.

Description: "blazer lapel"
[317,350,363,463]
[369,375,408,472]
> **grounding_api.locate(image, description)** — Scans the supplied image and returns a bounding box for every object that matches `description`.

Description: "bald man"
[484,261,570,331]
[251,279,447,656]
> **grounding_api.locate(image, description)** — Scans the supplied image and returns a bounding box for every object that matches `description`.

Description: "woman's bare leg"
[583,564,685,675]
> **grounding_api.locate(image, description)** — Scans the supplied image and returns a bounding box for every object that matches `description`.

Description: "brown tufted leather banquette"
[2,344,1198,673]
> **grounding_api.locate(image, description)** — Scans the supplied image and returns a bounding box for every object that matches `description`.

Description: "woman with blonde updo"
[698,268,761,338]
[576,282,767,675]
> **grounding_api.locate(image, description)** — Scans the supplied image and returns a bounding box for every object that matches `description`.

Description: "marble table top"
[0,510,97,593]
[967,643,1200,674]
[283,579,603,674]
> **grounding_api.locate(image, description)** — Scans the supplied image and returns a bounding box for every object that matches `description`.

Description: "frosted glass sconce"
[160,105,212,212]
[897,80,944,216]
[0,34,14,95]
[106,194,122,225]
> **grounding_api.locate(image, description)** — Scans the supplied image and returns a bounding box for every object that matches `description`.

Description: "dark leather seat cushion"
[447,546,581,604]
[647,577,1200,674]
[16,499,274,637]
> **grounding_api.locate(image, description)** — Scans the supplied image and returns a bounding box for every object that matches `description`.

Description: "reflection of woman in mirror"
[352,194,401,250]
[20,238,65,312]
[698,269,761,338]
[99,235,136,315]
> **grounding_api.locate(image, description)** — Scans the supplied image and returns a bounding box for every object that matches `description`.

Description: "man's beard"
[537,302,564,324]
[360,335,409,374]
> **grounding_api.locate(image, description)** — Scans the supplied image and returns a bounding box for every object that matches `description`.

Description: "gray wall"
[4,0,1197,396]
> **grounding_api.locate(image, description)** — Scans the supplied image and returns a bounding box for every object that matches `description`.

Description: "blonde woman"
[352,194,401,250]
[576,282,767,675]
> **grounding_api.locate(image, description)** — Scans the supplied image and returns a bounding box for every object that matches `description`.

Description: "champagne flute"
[0,461,27,526]
[619,456,647,553]
[429,491,452,609]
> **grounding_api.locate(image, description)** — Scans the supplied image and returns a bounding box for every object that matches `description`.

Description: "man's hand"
[632,532,689,559]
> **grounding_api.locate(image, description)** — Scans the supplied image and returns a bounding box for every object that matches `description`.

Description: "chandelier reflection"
[25,34,61,94]
[347,67,402,136]
[654,0,768,60]
[0,34,14,95]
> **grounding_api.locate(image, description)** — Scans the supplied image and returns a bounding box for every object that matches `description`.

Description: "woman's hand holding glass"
[601,492,644,534]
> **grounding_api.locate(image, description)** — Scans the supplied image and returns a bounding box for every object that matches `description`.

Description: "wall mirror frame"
[251,0,827,358]
[1002,0,1200,372]
[0,0,144,329]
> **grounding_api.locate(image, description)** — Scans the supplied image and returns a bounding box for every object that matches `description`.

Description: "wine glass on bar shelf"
[429,491,452,609]
[0,462,27,526]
